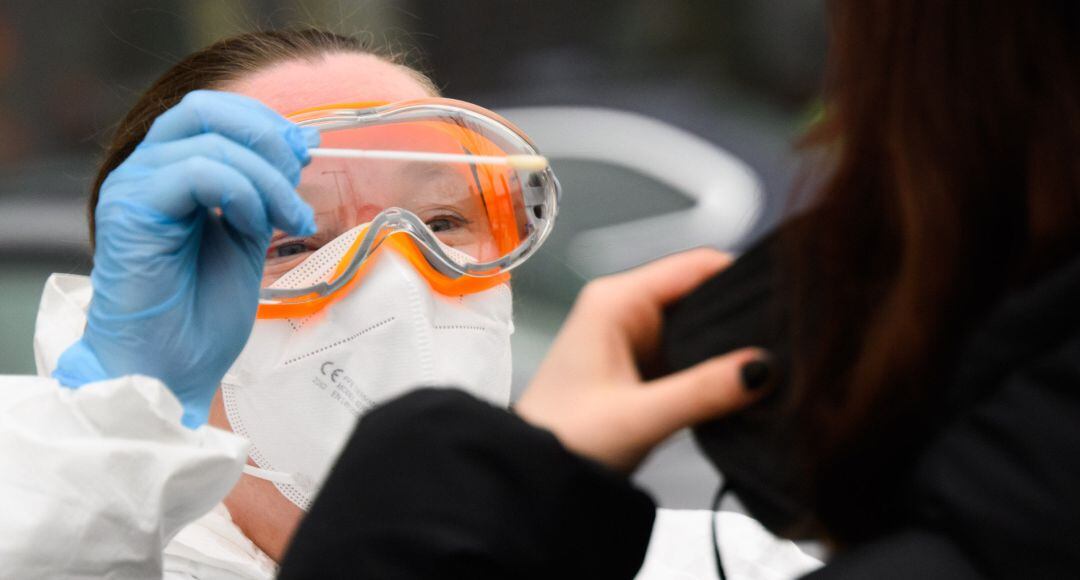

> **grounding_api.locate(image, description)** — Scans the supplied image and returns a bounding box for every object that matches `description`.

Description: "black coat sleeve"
[905,334,1080,578]
[278,388,657,580]
[802,529,984,580]
[805,334,1080,579]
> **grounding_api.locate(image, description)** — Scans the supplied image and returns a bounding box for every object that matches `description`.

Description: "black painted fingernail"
[740,359,773,391]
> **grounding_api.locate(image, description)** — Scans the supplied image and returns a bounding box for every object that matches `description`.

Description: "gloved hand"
[54,90,319,428]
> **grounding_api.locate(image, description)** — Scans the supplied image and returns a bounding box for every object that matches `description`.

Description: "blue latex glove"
[54,90,320,428]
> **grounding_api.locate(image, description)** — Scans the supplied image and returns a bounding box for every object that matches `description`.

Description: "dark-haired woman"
[277,1,1080,579]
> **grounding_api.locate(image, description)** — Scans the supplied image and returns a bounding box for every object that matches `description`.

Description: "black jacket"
[279,243,1080,579]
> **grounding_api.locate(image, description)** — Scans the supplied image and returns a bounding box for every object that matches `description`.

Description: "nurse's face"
[208,53,437,563]
[224,52,438,288]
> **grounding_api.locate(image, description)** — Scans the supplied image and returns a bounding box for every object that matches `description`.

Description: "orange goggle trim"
[255,230,510,320]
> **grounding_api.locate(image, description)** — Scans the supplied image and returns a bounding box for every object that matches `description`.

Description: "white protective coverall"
[0,273,819,579]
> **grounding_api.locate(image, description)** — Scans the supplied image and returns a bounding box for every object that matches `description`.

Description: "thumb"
[637,348,772,439]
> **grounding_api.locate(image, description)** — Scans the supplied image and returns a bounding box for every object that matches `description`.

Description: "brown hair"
[88,28,438,245]
[787,0,1080,542]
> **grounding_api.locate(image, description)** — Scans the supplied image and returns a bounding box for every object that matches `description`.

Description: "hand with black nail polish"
[516,249,773,473]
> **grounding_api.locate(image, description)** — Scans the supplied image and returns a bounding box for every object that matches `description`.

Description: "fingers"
[611,248,732,307]
[575,248,732,360]
[142,90,319,186]
[126,133,315,236]
[631,348,771,448]
[151,157,272,243]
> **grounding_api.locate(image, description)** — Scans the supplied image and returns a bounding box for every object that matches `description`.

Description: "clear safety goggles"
[257,98,560,319]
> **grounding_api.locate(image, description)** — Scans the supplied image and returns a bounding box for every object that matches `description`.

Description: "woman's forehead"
[223,52,434,115]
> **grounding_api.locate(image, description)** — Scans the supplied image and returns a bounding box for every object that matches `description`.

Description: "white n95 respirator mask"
[221,225,514,511]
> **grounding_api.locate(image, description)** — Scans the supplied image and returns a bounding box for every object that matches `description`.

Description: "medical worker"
[6,29,528,578]
[1,28,815,580]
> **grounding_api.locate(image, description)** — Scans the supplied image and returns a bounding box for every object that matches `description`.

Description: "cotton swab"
[308,148,549,171]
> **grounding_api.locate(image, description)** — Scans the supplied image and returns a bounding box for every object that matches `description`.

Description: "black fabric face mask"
[659,236,820,540]
[690,388,815,538]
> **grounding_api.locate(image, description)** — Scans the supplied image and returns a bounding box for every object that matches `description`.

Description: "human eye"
[267,237,318,262]
[424,211,470,234]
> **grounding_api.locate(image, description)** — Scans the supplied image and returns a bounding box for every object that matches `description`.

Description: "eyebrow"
[402,160,471,188]
[402,154,486,195]
[400,160,460,180]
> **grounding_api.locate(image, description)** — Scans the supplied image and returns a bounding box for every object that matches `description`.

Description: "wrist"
[179,390,214,429]
[53,339,111,388]
[54,338,213,429]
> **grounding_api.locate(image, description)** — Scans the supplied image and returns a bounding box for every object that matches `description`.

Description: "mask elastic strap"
[243,464,299,487]
[710,480,733,580]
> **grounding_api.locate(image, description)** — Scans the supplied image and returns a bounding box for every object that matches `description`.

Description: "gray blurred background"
[0,0,825,510]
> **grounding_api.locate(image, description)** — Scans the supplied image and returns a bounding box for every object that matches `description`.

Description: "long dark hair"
[789,0,1080,542]
[87,28,437,246]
